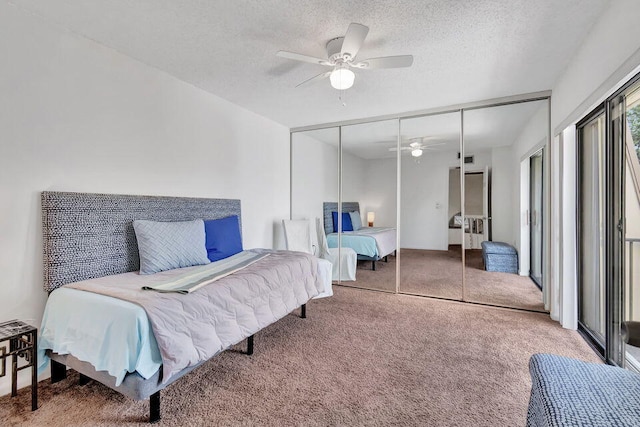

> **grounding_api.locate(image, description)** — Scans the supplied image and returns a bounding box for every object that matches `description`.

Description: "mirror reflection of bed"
[322,202,397,293]
[290,100,548,312]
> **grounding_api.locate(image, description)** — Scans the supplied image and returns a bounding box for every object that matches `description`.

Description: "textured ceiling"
[11,0,609,128]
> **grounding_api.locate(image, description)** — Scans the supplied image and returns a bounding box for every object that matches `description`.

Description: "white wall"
[552,0,640,132]
[361,157,396,228]
[491,147,515,245]
[342,151,368,218]
[0,3,290,395]
[291,133,339,222]
[400,150,492,250]
[550,0,640,329]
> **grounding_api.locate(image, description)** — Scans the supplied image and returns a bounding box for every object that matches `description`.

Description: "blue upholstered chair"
[527,322,640,426]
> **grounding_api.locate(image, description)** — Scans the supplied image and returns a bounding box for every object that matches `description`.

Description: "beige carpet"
[350,248,544,312]
[464,249,544,311]
[1,287,598,426]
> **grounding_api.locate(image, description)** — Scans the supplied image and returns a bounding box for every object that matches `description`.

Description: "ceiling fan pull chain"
[339,89,347,107]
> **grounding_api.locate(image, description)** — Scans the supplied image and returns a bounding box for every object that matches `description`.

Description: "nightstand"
[0,319,37,411]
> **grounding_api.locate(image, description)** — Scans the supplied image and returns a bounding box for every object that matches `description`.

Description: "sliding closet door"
[463,101,548,311]
[340,120,398,292]
[398,112,463,300]
[290,127,340,276]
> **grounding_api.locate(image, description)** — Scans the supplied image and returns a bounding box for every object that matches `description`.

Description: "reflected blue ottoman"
[481,241,518,274]
[527,353,640,427]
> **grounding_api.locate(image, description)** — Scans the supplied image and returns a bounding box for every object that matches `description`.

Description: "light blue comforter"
[38,288,162,386]
[326,227,396,258]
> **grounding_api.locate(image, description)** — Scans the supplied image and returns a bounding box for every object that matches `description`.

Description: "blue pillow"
[133,219,210,275]
[331,211,353,232]
[204,215,243,262]
[349,211,362,231]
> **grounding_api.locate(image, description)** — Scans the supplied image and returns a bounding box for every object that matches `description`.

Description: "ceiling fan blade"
[277,51,332,66]
[353,55,414,69]
[295,71,332,88]
[341,23,369,60]
[422,142,446,148]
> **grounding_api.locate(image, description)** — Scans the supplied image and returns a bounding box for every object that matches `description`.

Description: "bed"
[38,191,325,423]
[322,202,397,271]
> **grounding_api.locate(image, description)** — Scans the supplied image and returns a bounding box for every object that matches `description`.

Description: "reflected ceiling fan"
[276,23,414,90]
[389,138,446,157]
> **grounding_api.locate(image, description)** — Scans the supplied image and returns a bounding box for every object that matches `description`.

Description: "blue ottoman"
[527,353,640,427]
[481,241,518,273]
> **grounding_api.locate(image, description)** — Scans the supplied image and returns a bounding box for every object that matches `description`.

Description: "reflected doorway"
[530,149,544,289]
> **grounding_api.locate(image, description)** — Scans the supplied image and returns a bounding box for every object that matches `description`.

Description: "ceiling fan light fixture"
[330,67,355,90]
[411,148,423,157]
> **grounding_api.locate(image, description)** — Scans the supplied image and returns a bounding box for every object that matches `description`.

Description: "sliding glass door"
[618,80,640,369]
[578,110,607,350]
[577,72,640,368]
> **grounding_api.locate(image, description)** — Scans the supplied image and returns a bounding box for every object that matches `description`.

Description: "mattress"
[326,227,397,258]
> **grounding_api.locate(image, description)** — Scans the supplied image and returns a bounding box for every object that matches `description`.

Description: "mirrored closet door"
[340,120,398,292]
[291,127,342,278]
[462,101,548,311]
[398,112,463,300]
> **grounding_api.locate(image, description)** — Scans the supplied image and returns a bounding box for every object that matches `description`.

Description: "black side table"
[0,319,37,411]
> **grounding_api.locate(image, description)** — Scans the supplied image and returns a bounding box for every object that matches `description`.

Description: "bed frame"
[322,202,392,271]
[41,191,307,423]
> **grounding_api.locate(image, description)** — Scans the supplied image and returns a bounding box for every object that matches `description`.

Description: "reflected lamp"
[367,212,375,227]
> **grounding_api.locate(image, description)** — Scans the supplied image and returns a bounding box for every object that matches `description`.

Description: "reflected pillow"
[204,215,243,262]
[332,211,353,232]
[349,211,362,231]
[133,219,210,275]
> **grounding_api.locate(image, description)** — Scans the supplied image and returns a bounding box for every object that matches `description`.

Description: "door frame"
[529,148,544,289]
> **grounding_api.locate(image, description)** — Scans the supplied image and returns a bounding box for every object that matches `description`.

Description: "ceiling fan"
[276,23,414,90]
[389,138,446,157]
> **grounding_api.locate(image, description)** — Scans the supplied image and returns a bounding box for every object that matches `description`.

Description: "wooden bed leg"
[247,334,254,355]
[79,373,90,385]
[372,261,376,271]
[50,360,67,383]
[301,304,307,319]
[149,391,160,423]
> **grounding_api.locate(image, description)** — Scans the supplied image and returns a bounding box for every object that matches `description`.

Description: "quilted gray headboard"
[41,191,241,293]
[322,202,360,235]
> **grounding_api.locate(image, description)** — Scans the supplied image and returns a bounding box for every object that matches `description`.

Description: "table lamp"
[367,212,375,227]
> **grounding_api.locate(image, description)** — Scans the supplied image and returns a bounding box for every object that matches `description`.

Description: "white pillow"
[133,219,210,274]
